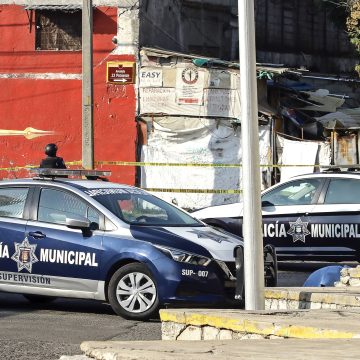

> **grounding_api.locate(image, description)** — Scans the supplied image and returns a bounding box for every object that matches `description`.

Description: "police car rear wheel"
[23,294,57,303]
[108,263,159,320]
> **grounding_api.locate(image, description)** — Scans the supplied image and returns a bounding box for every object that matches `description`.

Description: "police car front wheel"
[108,263,159,320]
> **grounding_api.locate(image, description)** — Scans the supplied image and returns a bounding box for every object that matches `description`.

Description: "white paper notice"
[176,67,205,105]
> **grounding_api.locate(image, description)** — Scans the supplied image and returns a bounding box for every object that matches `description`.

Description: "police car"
[0,169,260,320]
[192,171,360,262]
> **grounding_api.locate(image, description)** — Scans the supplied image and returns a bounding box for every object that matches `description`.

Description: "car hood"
[129,225,243,262]
[191,202,243,219]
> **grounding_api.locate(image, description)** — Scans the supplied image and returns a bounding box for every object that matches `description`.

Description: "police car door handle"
[28,231,46,239]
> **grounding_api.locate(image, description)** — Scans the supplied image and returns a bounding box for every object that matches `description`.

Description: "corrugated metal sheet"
[334,134,357,165]
[141,47,290,75]
[316,108,360,129]
[24,4,86,10]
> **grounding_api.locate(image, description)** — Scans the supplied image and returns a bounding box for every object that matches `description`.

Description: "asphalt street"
[0,262,355,360]
[0,293,162,360]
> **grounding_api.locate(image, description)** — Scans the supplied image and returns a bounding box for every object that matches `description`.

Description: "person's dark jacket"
[40,156,66,169]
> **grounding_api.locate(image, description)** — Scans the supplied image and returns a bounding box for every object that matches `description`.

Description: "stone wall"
[162,322,283,341]
[335,266,360,287]
[265,288,360,311]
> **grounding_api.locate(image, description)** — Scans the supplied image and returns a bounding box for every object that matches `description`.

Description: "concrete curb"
[79,339,360,360]
[265,287,360,310]
[160,309,360,340]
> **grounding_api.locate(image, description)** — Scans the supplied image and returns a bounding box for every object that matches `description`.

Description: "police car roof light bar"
[31,168,111,180]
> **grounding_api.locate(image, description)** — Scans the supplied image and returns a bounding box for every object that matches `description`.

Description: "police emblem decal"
[287,217,310,243]
[11,237,39,273]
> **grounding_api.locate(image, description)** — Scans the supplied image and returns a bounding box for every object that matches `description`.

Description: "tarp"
[139,66,241,118]
[303,266,346,287]
[299,89,345,113]
[140,117,271,210]
[276,135,331,181]
[139,52,278,119]
[316,108,360,129]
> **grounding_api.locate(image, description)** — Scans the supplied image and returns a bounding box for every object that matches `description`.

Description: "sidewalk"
[160,308,360,340]
[80,339,360,359]
[65,286,360,360]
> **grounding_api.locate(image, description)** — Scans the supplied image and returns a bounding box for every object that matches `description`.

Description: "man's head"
[44,143,58,157]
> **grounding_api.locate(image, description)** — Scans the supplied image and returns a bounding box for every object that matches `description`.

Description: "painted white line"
[0,73,82,80]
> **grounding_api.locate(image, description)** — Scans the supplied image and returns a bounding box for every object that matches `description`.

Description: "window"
[262,179,322,206]
[0,188,28,218]
[35,10,82,51]
[90,190,201,226]
[325,179,360,204]
[38,189,100,225]
[119,197,169,224]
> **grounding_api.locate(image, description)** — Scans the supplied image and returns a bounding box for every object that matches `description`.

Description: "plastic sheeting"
[316,108,360,129]
[140,118,271,210]
[303,266,346,287]
[299,89,345,113]
[276,135,331,182]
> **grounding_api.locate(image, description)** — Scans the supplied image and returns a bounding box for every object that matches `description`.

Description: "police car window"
[38,189,100,225]
[325,179,360,204]
[87,206,100,224]
[262,179,322,206]
[119,197,168,223]
[87,189,201,226]
[0,188,28,218]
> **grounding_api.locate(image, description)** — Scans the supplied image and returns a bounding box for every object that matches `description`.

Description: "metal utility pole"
[82,0,94,169]
[238,0,265,310]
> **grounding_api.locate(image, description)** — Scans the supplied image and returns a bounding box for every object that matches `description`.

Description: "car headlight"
[154,245,211,267]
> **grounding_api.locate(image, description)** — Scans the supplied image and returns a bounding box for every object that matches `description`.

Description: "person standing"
[40,143,66,169]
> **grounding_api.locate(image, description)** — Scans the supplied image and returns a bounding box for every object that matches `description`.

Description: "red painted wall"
[0,5,137,184]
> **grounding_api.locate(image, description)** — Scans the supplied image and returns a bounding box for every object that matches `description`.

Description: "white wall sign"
[140,87,240,118]
[176,67,205,105]
[139,69,163,87]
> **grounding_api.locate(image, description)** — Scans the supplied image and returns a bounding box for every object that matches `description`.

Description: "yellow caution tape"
[1,161,355,195]
[142,188,242,194]
[0,161,355,172]
[95,161,330,168]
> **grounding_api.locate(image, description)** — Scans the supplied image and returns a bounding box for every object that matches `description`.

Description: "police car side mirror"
[66,216,91,230]
[261,200,274,208]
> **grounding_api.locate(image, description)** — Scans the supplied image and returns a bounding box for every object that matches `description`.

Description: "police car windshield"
[85,188,201,226]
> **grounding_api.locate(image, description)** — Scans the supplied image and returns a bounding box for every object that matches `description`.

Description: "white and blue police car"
[0,169,256,320]
[192,170,360,262]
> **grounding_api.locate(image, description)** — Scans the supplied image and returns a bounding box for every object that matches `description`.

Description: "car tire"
[264,245,278,287]
[23,294,56,303]
[108,263,159,320]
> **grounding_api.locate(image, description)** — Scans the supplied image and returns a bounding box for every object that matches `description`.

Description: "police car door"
[0,186,31,290]
[261,177,324,258]
[307,177,360,260]
[25,186,104,298]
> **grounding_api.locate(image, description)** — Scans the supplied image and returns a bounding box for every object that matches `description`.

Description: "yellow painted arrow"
[0,127,55,140]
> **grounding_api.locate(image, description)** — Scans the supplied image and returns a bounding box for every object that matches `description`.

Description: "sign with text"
[106,61,136,84]
[176,67,205,105]
[139,69,163,87]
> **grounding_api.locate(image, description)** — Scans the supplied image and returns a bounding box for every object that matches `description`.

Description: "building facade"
[0,0,357,184]
[0,0,237,183]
